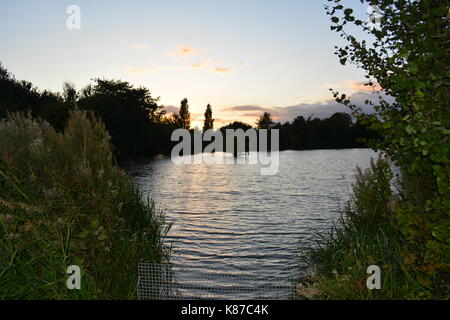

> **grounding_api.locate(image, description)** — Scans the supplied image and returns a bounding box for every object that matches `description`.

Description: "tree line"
[0,63,376,159]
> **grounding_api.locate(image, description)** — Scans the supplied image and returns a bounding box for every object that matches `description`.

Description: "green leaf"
[80,230,90,238]
[90,219,99,228]
[405,125,415,134]
[98,234,108,241]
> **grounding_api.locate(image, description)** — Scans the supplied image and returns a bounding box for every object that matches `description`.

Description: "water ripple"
[128,149,377,298]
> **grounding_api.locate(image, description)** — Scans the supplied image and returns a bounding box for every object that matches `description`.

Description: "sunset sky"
[0,0,377,128]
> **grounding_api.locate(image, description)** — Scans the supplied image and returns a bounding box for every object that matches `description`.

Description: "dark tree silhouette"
[219,121,253,132]
[256,112,275,129]
[77,79,168,158]
[219,121,254,156]
[178,98,191,130]
[203,104,214,132]
[62,81,77,106]
[273,112,378,151]
[0,62,377,159]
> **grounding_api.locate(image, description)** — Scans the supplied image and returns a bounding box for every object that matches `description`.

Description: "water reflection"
[127,149,377,299]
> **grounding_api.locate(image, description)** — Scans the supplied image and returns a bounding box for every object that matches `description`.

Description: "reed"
[0,111,170,299]
[300,157,438,299]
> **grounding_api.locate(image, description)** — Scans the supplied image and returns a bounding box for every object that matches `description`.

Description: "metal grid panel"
[137,262,301,300]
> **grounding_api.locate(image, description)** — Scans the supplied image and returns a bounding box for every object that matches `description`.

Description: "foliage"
[77,79,170,158]
[0,111,170,299]
[203,104,214,132]
[0,64,175,159]
[256,112,275,129]
[274,112,377,150]
[1,63,377,158]
[178,98,191,130]
[219,121,253,132]
[0,63,67,129]
[317,0,449,299]
[217,112,376,152]
[302,158,429,299]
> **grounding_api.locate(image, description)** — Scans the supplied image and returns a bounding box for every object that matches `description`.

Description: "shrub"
[0,110,169,299]
[325,0,449,298]
[301,157,442,299]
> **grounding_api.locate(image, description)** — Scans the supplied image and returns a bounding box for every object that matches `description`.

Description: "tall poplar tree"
[179,98,191,130]
[203,104,214,132]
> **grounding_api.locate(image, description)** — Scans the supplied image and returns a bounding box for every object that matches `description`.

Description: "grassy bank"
[0,111,170,299]
[299,157,448,300]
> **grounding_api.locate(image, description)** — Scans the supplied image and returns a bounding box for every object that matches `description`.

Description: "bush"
[325,0,449,298]
[301,157,445,299]
[0,110,169,299]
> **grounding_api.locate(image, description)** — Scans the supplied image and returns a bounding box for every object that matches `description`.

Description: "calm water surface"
[127,149,377,299]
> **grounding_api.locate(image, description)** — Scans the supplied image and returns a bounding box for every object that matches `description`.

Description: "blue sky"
[0,0,375,128]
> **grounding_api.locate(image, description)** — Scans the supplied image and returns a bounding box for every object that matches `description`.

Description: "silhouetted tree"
[178,98,191,130]
[0,63,69,128]
[272,112,377,151]
[219,121,253,132]
[256,112,275,129]
[203,104,214,132]
[321,112,353,148]
[77,78,168,158]
[219,121,254,156]
[62,81,77,106]
[0,63,41,118]
[0,62,377,159]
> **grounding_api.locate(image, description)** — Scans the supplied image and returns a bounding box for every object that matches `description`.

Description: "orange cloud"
[345,80,382,92]
[191,61,207,68]
[191,59,222,70]
[213,67,231,73]
[180,46,201,54]
[221,105,265,112]
[171,45,205,57]
[324,80,383,93]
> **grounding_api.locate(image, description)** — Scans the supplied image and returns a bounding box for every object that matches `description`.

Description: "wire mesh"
[137,262,302,300]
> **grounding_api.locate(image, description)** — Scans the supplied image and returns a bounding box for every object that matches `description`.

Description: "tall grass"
[0,111,170,299]
[299,157,441,299]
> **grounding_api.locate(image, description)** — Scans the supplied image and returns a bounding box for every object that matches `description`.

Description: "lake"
[126,148,378,299]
